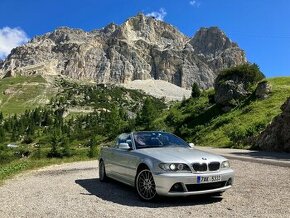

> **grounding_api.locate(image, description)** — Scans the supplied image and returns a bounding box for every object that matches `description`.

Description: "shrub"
[215,63,265,90]
[87,135,104,158]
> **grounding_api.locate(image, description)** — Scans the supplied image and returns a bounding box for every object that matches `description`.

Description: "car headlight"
[159,163,191,172]
[221,160,230,169]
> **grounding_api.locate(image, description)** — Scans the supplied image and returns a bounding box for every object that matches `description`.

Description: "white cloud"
[146,8,167,21]
[189,0,201,7]
[0,27,29,59]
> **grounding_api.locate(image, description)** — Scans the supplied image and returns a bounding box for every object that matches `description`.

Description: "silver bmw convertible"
[99,131,234,201]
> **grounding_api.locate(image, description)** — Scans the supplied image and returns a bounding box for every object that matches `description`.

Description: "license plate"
[197,175,221,184]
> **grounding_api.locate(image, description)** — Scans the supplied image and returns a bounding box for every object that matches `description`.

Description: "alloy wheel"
[136,169,157,201]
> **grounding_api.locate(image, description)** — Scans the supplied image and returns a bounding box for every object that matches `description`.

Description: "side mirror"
[119,143,131,150]
[189,143,195,148]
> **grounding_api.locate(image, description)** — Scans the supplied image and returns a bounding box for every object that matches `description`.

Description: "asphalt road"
[0,159,289,218]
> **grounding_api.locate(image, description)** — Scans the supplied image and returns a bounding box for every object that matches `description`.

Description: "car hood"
[134,147,226,163]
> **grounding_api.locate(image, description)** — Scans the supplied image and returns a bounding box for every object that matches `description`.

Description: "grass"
[164,77,290,148]
[0,141,102,185]
[0,156,93,186]
[0,75,56,115]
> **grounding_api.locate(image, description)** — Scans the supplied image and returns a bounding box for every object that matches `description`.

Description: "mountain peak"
[114,13,187,48]
[190,26,238,56]
[0,16,247,89]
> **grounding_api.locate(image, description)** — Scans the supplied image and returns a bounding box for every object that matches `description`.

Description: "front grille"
[192,163,207,172]
[186,181,226,192]
[208,162,220,171]
[192,162,220,172]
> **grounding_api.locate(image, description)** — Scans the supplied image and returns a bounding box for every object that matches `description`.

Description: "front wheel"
[99,160,108,182]
[136,169,157,201]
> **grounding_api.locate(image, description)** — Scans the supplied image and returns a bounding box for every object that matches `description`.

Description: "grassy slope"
[0,76,57,115]
[165,77,290,148]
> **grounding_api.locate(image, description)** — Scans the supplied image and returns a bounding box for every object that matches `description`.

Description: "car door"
[110,134,140,186]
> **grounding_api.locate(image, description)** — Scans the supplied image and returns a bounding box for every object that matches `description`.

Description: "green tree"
[105,106,125,138]
[137,97,158,130]
[47,129,63,158]
[87,137,98,158]
[0,126,5,143]
[0,112,3,123]
[61,136,72,157]
[191,83,201,98]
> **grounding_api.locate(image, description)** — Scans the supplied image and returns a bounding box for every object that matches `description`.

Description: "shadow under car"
[75,178,223,208]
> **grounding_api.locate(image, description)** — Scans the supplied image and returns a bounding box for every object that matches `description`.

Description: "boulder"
[256,98,290,152]
[255,81,272,99]
[214,80,249,110]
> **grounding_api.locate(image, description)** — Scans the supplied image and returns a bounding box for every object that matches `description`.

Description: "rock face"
[214,80,249,108]
[256,98,290,152]
[255,81,272,99]
[0,13,246,89]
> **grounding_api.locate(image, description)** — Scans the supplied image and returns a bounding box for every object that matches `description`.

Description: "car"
[99,131,234,201]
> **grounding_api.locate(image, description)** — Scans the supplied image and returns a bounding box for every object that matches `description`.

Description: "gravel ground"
[0,160,289,218]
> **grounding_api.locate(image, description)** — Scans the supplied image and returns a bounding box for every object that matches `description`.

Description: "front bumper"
[153,169,234,196]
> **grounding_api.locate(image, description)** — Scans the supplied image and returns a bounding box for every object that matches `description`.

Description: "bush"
[87,135,104,158]
[22,135,34,144]
[47,132,71,158]
[215,63,265,90]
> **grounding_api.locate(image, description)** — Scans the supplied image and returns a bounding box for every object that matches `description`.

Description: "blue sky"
[0,0,289,78]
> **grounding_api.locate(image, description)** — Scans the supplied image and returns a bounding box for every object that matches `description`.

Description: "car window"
[115,133,132,148]
[133,132,189,149]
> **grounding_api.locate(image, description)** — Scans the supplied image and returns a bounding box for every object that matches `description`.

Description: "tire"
[99,160,108,182]
[136,169,157,201]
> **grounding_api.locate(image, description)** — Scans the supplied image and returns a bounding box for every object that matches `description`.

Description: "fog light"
[169,183,184,192]
[227,178,233,186]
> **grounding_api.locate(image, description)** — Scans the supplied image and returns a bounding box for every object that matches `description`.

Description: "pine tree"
[61,136,71,157]
[87,137,97,158]
[137,97,158,130]
[191,83,201,98]
[0,126,5,143]
[105,105,123,138]
[0,112,3,123]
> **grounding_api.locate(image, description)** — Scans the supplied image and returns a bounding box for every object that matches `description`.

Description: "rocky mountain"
[0,13,246,89]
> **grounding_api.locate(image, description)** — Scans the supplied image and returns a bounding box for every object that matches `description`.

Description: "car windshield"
[133,131,189,149]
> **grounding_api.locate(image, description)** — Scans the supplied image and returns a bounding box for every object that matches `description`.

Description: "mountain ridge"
[0,13,246,89]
